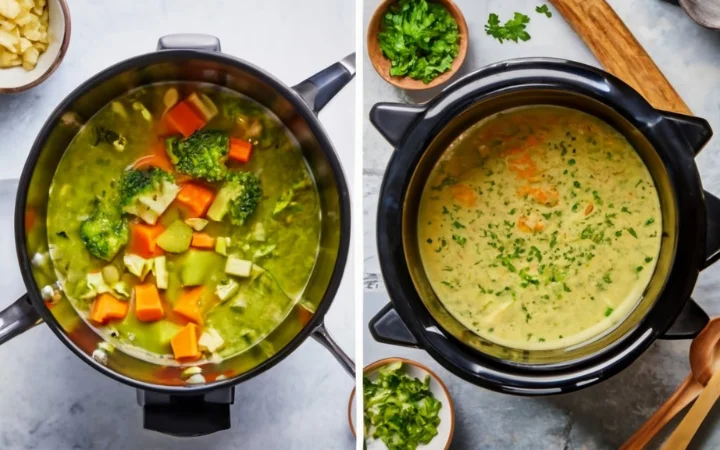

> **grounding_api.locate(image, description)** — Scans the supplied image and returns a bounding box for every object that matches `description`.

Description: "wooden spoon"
[620,374,703,449]
[660,319,720,449]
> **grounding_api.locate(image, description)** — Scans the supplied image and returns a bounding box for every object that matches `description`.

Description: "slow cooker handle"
[369,103,426,147]
[138,388,234,437]
[368,303,420,348]
[0,294,42,345]
[293,54,356,115]
[661,299,709,340]
[312,322,355,377]
[659,111,713,155]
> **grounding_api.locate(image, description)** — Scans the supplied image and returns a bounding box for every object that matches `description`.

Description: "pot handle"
[369,303,419,348]
[661,298,709,340]
[293,54,356,114]
[704,190,720,268]
[0,294,42,346]
[156,34,221,52]
[369,103,426,147]
[312,321,355,378]
[659,111,713,155]
[138,388,234,437]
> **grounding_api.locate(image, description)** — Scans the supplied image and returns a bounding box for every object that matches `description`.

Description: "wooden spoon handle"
[620,374,703,450]
[662,370,720,449]
[549,0,692,115]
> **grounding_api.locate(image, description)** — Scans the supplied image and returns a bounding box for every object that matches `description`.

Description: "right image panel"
[362,0,720,449]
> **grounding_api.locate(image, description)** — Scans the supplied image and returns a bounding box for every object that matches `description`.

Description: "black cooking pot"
[0,34,354,436]
[369,57,720,395]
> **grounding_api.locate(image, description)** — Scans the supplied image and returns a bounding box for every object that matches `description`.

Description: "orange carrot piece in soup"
[228,138,253,163]
[128,223,165,258]
[173,287,205,325]
[165,101,206,138]
[89,293,129,324]
[191,233,215,249]
[134,283,165,322]
[451,183,477,207]
[176,183,215,218]
[132,141,175,173]
[171,323,201,361]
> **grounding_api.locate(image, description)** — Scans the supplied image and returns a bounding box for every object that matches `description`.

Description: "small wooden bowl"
[0,0,71,94]
[367,0,468,91]
[348,357,455,449]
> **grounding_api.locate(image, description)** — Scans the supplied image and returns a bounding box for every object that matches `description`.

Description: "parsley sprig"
[485,12,531,43]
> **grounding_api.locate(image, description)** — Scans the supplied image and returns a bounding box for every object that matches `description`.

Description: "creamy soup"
[417,106,662,350]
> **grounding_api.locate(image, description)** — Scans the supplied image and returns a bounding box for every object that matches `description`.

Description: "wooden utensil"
[661,318,720,449]
[620,375,704,449]
[366,0,468,91]
[549,0,692,115]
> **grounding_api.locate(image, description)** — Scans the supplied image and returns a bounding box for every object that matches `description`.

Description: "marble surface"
[363,0,720,448]
[0,1,355,449]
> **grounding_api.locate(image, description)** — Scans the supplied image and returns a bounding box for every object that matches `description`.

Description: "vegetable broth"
[46,82,321,365]
[417,106,661,350]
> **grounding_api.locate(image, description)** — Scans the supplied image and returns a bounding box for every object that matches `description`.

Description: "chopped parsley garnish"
[536,5,552,17]
[452,220,465,229]
[645,256,653,263]
[363,362,442,449]
[627,227,638,238]
[635,266,644,273]
[604,307,614,317]
[645,217,655,226]
[485,12,531,43]
[377,0,461,84]
[568,159,576,165]
[452,234,467,246]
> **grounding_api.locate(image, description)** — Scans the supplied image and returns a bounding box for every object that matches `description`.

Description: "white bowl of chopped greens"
[353,358,455,450]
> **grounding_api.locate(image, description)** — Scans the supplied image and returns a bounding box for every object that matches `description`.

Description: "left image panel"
[0,0,356,448]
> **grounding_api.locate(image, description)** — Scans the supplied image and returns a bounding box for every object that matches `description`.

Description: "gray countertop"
[363,0,720,448]
[0,1,355,449]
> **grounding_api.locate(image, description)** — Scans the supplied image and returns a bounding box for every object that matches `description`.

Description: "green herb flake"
[604,307,614,317]
[627,227,638,238]
[645,217,655,226]
[536,4,552,17]
[568,159,576,166]
[485,12,531,44]
[644,256,653,263]
[378,0,461,84]
[363,362,442,449]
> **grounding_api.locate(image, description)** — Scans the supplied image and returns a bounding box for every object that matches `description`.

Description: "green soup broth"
[46,82,321,365]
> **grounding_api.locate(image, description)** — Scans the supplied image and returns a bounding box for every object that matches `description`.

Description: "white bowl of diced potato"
[0,0,70,93]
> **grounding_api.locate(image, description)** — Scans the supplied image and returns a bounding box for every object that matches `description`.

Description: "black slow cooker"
[370,58,719,395]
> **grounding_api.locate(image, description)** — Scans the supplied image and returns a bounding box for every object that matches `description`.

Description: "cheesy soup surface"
[417,106,661,350]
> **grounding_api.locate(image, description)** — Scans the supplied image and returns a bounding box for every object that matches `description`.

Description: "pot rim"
[15,48,351,395]
[375,57,708,394]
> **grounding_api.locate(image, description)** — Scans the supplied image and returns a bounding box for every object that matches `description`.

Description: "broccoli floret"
[207,172,262,226]
[80,200,129,261]
[165,130,229,182]
[119,167,180,225]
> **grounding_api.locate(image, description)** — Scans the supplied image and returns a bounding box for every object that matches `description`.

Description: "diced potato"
[215,278,239,302]
[0,0,22,20]
[0,0,47,70]
[0,28,18,52]
[184,218,208,231]
[0,20,15,31]
[225,257,252,278]
[198,328,224,353]
[153,256,168,290]
[21,43,36,69]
